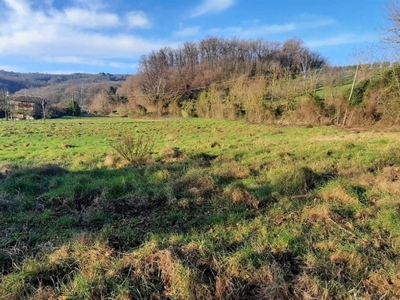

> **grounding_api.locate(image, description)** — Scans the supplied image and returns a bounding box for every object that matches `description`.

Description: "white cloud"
[173,26,201,37]
[206,15,336,38]
[62,8,121,28]
[192,0,235,17]
[43,56,137,69]
[307,34,377,47]
[0,0,164,70]
[3,0,30,15]
[126,11,151,28]
[293,14,336,28]
[208,23,296,36]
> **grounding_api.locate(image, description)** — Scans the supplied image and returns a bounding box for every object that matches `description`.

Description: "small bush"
[110,134,154,167]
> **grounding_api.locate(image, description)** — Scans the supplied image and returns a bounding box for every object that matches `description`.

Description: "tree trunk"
[348,64,359,103]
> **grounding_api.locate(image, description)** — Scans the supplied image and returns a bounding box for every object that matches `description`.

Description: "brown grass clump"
[292,273,323,300]
[312,238,338,252]
[159,147,181,157]
[31,287,58,300]
[226,187,260,208]
[50,238,114,280]
[374,166,400,195]
[329,250,363,277]
[302,204,331,223]
[252,264,291,300]
[121,244,196,300]
[216,259,296,300]
[177,198,190,209]
[189,177,215,196]
[103,154,118,167]
[365,268,400,299]
[355,207,377,225]
[318,186,358,205]
[0,164,12,179]
[179,242,205,264]
[159,147,187,163]
[174,175,216,198]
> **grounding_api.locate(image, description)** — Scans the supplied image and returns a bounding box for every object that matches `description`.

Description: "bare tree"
[0,89,11,120]
[383,1,400,46]
[29,89,49,120]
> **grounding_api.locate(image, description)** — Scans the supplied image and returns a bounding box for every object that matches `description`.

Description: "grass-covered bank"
[1,117,400,299]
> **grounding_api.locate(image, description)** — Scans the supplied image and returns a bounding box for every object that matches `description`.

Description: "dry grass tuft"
[31,287,58,300]
[293,273,323,300]
[253,264,291,300]
[103,154,120,167]
[329,250,364,281]
[177,198,190,209]
[355,207,377,225]
[0,164,12,179]
[374,166,400,195]
[226,187,260,208]
[329,251,349,264]
[121,244,196,299]
[159,147,187,163]
[215,274,235,299]
[312,238,338,252]
[318,186,358,205]
[302,204,331,223]
[365,269,400,299]
[174,175,216,198]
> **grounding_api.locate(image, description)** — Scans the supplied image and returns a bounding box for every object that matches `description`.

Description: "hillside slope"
[0,70,129,94]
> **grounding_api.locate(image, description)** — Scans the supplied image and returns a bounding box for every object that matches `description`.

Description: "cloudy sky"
[0,0,390,74]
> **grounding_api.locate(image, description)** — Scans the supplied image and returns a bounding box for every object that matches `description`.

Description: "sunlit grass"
[1,116,400,298]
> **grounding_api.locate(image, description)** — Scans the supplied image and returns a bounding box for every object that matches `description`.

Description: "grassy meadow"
[1,116,400,299]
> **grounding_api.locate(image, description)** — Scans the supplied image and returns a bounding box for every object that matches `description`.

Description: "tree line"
[122,37,326,115]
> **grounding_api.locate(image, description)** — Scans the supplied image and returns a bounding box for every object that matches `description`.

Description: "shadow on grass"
[4,158,392,300]
[0,159,275,258]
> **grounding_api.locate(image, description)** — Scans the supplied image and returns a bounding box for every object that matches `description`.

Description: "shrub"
[66,100,81,116]
[110,134,154,167]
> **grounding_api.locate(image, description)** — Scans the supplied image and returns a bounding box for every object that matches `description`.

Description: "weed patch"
[110,134,154,167]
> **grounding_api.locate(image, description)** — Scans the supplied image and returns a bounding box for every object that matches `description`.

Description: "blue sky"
[0,0,390,74]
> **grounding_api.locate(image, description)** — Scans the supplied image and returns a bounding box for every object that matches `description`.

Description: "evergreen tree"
[66,100,81,116]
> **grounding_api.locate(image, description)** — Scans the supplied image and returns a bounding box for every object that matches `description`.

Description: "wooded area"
[1,29,400,125]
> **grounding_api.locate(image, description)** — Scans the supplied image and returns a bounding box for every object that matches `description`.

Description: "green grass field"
[1,117,400,299]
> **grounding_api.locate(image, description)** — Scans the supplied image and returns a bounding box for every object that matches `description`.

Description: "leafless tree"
[0,89,11,120]
[383,1,400,46]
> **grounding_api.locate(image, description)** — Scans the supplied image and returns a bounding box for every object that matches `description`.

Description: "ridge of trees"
[0,70,129,94]
[120,37,326,114]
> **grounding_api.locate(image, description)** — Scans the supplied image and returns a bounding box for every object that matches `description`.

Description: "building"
[10,96,43,119]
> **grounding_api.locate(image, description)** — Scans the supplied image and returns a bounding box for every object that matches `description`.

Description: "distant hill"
[0,70,130,93]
